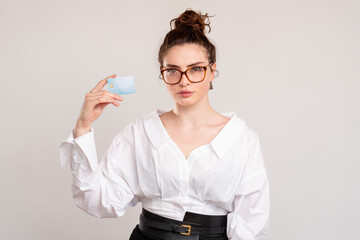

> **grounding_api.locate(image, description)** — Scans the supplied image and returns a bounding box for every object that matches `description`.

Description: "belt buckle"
[180,224,191,235]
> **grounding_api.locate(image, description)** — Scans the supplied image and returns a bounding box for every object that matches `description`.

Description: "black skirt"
[129,224,160,240]
[129,208,228,240]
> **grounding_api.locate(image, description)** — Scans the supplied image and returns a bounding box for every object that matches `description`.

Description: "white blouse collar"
[143,109,246,159]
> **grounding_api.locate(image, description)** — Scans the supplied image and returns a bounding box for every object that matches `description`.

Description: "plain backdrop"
[1,0,359,239]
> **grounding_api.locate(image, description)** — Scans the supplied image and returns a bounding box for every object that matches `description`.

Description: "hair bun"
[170,9,212,34]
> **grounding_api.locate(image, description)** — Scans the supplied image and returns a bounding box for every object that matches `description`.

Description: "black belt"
[139,207,228,240]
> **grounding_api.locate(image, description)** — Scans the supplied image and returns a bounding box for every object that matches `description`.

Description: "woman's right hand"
[74,74,123,138]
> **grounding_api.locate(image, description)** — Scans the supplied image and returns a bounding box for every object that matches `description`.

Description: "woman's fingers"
[99,90,123,100]
[86,94,122,108]
[89,74,117,93]
[87,90,123,101]
[92,95,121,104]
[112,101,120,107]
[101,98,121,107]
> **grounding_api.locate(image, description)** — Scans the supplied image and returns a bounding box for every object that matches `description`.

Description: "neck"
[171,94,216,127]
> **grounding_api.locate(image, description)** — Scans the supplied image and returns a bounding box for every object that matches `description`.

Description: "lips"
[178,91,193,98]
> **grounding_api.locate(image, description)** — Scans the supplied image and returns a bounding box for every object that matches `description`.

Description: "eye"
[190,66,203,72]
[165,69,178,74]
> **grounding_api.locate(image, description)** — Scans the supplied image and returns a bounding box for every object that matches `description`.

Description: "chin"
[173,97,194,105]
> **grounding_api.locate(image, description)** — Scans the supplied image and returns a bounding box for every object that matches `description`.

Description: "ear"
[210,63,217,77]
[211,63,217,71]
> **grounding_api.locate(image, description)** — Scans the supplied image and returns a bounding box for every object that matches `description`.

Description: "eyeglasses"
[160,63,212,85]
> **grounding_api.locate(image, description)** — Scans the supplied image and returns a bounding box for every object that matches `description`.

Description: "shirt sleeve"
[59,124,140,218]
[227,132,270,240]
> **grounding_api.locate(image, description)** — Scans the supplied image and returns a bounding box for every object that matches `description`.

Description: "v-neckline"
[155,110,234,161]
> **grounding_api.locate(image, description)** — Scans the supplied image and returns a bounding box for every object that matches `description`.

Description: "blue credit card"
[107,76,136,95]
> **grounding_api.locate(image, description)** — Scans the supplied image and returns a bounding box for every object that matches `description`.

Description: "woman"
[60,9,270,240]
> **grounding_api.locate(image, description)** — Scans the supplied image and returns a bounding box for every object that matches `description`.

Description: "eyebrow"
[165,61,205,68]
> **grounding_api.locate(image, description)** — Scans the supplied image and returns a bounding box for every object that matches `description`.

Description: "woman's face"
[162,43,216,107]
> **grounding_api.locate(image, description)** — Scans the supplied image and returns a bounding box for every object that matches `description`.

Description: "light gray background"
[1,0,359,239]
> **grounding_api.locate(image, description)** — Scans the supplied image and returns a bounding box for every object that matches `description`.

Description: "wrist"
[74,121,91,138]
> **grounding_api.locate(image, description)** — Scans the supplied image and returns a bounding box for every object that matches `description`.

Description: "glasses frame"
[160,63,212,85]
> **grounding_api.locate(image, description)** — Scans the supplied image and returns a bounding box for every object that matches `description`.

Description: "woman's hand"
[74,74,123,138]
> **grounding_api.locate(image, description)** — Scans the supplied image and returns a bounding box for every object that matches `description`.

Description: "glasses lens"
[163,69,181,84]
[186,67,205,82]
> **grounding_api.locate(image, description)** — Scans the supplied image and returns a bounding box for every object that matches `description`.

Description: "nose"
[179,72,191,86]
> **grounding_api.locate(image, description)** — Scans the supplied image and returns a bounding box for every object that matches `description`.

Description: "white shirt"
[59,109,270,240]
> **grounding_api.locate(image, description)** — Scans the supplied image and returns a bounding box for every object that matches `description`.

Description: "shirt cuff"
[59,127,98,171]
